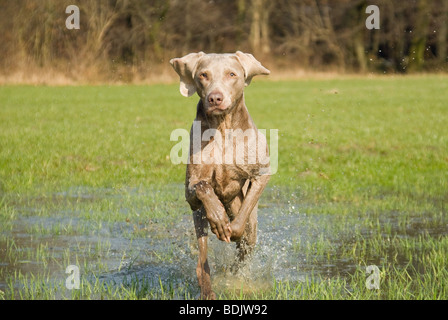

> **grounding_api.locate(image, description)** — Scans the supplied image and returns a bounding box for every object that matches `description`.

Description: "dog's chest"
[211,165,247,203]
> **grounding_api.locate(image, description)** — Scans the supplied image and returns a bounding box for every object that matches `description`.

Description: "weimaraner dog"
[170,51,271,299]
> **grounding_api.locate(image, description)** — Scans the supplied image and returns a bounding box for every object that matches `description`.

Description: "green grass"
[0,76,447,300]
[1,78,447,201]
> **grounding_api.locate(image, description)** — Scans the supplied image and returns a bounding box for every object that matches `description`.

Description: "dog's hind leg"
[193,206,216,300]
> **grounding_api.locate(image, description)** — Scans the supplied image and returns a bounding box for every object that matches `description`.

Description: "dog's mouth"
[205,99,232,114]
[206,105,228,115]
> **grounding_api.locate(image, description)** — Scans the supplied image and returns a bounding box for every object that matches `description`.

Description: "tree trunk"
[249,0,270,54]
[354,33,367,73]
[353,0,368,73]
[236,0,246,47]
[436,0,448,64]
[184,1,192,53]
[408,0,430,71]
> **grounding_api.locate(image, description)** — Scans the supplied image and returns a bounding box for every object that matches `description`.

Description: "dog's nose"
[208,91,223,106]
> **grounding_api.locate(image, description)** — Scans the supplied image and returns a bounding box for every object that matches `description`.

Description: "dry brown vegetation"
[1,0,447,84]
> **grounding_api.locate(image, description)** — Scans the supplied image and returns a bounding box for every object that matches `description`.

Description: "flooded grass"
[0,184,447,300]
[1,78,447,299]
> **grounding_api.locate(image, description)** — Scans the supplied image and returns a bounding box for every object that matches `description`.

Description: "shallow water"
[0,184,446,298]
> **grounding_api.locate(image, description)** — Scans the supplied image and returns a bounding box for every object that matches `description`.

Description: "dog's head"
[170,52,270,115]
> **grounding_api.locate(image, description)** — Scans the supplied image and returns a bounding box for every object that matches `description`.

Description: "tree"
[249,0,271,55]
[408,0,430,71]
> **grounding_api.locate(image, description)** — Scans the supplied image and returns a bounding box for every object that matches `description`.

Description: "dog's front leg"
[193,207,215,300]
[187,181,232,243]
[230,174,270,240]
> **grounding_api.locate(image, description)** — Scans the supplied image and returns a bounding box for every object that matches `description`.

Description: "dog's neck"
[196,95,254,134]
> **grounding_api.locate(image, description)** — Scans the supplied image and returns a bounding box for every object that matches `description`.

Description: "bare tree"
[1,0,447,81]
[435,0,448,64]
[249,0,271,54]
[408,0,430,71]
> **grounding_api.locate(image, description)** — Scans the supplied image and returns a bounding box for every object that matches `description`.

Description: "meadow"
[0,75,447,299]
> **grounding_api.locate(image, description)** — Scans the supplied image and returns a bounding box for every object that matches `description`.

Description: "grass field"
[0,76,447,299]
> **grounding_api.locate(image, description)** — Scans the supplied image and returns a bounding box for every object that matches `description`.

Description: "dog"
[170,51,270,299]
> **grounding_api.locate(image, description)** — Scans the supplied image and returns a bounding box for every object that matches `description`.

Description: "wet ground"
[0,184,446,298]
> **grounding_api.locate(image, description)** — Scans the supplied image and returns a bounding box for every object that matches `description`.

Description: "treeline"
[1,0,447,82]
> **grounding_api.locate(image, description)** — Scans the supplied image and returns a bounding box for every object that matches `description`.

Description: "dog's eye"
[199,73,208,79]
[229,72,236,77]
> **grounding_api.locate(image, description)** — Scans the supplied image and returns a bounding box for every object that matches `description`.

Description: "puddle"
[0,184,447,298]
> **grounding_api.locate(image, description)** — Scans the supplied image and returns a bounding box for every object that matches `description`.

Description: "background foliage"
[1,0,447,83]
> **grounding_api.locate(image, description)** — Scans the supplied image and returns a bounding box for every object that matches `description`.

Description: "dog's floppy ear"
[170,52,205,97]
[235,51,270,86]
